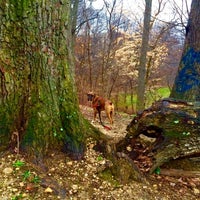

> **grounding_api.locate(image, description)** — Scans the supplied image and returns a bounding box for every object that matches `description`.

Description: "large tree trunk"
[0,0,88,161]
[170,0,200,101]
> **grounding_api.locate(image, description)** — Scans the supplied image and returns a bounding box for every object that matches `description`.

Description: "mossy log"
[126,98,200,174]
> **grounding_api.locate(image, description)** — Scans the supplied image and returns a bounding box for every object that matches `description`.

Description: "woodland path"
[80,105,133,138]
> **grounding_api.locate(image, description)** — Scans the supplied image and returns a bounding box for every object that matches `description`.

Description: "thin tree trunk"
[136,0,152,111]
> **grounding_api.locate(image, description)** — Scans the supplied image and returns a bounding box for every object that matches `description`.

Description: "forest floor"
[0,105,200,200]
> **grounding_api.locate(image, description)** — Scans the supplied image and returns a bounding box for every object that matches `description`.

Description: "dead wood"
[160,168,200,177]
[116,152,147,183]
[125,98,200,174]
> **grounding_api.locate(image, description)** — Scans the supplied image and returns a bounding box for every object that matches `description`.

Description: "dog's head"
[87,91,95,101]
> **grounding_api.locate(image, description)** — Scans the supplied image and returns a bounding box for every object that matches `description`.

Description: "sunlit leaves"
[115,32,168,80]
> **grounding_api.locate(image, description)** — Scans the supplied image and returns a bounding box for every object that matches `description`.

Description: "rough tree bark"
[126,98,200,174]
[170,0,200,101]
[0,0,96,162]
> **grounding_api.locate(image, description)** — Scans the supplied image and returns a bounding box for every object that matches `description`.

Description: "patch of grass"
[116,94,137,112]
[124,95,137,106]
[22,170,31,181]
[154,167,161,175]
[96,155,103,161]
[116,87,170,112]
[13,160,25,168]
[156,87,170,97]
[145,87,170,107]
[11,193,23,200]
[32,175,40,184]
[21,170,41,184]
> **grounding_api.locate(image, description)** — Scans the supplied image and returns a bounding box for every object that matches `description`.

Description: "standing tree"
[136,0,152,111]
[170,0,200,101]
[0,0,89,161]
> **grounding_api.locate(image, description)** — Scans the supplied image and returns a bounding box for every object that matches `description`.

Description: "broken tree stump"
[126,98,200,174]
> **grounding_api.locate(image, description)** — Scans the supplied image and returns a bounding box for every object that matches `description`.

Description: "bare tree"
[136,0,152,111]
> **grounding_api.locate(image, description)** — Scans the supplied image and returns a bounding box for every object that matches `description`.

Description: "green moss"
[165,130,191,139]
[0,105,13,149]
[99,169,120,187]
[0,0,87,159]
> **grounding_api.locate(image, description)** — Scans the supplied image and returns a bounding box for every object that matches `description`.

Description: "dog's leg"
[106,111,113,125]
[98,109,103,125]
[96,106,104,125]
[92,109,97,123]
[105,106,113,125]
[110,111,113,124]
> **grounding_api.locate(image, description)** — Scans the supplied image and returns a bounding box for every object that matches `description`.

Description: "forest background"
[75,0,191,113]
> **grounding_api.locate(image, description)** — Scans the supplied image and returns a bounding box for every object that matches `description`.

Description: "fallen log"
[160,169,200,177]
[125,98,200,174]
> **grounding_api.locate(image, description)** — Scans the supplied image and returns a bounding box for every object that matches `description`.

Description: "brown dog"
[87,92,114,125]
